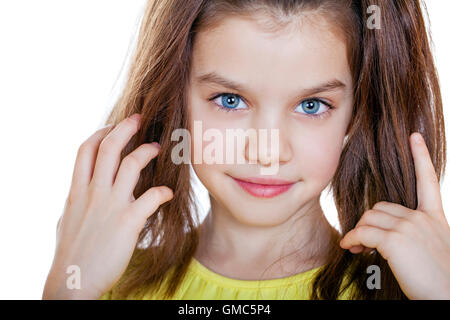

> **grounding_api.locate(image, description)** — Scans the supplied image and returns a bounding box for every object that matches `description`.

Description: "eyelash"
[208,92,336,120]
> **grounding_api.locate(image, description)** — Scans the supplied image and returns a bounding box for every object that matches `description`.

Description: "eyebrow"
[196,72,347,96]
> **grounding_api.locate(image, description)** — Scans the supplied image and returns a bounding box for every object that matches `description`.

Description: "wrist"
[42,270,101,300]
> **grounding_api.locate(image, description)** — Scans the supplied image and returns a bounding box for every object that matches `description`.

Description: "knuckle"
[372,201,388,210]
[409,209,421,218]
[88,180,110,197]
[359,210,375,223]
[99,137,117,156]
[122,118,138,131]
[386,230,402,244]
[151,187,167,202]
[78,141,92,156]
[142,144,159,159]
[122,154,141,171]
[394,219,412,233]
[408,210,425,224]
[125,117,140,128]
[151,187,163,199]
[354,226,365,237]
[79,127,111,153]
[357,216,367,227]
[364,209,376,218]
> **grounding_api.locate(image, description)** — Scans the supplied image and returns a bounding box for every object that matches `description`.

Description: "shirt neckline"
[189,257,325,289]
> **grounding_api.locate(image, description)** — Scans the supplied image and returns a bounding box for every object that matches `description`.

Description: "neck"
[194,195,336,279]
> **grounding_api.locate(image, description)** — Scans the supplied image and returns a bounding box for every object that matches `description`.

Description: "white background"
[0,1,448,299]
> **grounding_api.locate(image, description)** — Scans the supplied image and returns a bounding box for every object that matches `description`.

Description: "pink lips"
[230,176,296,198]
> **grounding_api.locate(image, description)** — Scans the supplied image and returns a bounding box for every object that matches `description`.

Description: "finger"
[127,186,174,227]
[355,209,402,230]
[56,214,62,233]
[410,132,444,216]
[364,247,376,254]
[91,113,142,188]
[112,142,161,202]
[372,201,411,218]
[348,245,365,254]
[348,244,378,255]
[70,124,115,194]
[340,225,389,252]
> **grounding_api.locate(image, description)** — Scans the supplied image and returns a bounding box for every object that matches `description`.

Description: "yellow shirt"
[100,257,355,300]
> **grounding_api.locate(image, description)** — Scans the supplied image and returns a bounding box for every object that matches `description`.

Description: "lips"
[230,175,296,198]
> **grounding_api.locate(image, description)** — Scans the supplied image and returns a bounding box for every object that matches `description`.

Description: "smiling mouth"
[229,175,297,198]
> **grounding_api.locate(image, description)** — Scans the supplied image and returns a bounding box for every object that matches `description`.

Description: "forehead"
[191,14,352,92]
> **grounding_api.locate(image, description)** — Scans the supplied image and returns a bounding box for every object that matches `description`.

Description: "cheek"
[188,115,228,167]
[291,103,351,188]
[188,94,230,184]
[188,95,240,166]
[294,130,343,187]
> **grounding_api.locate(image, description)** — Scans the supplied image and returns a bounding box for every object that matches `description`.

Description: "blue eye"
[294,99,333,119]
[208,93,335,119]
[299,100,321,114]
[209,93,248,112]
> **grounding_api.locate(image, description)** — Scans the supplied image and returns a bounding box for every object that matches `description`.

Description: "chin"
[227,207,295,227]
[194,165,317,227]
[210,175,304,227]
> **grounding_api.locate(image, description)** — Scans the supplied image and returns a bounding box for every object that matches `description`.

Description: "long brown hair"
[103,0,446,299]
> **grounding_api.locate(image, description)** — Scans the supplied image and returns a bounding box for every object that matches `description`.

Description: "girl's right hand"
[42,113,173,300]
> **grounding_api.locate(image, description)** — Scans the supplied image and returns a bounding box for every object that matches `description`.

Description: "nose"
[244,113,293,166]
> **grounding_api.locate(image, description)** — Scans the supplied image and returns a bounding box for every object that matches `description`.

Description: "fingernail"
[129,113,141,122]
[151,141,161,149]
[349,246,361,254]
[413,132,422,144]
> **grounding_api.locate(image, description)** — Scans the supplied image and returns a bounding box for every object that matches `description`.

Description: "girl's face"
[186,14,354,227]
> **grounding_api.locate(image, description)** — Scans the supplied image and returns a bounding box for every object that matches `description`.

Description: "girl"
[43,0,449,300]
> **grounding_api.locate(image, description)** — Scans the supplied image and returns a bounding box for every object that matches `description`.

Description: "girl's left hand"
[339,132,450,299]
